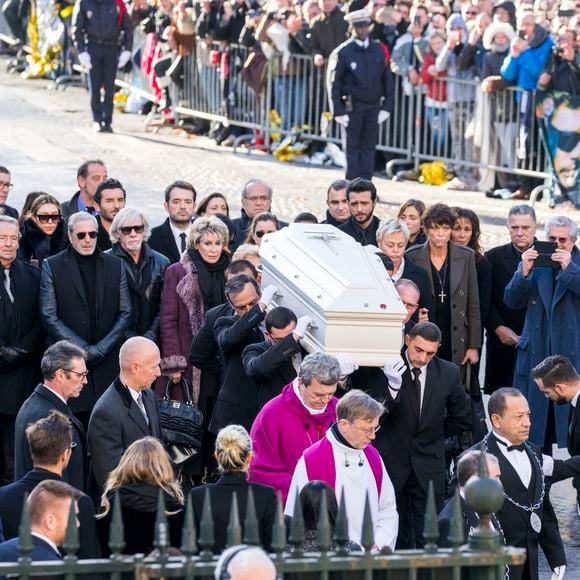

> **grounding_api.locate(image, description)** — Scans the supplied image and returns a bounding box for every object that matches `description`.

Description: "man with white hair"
[107,208,170,343]
[504,215,580,453]
[40,211,132,428]
[214,545,276,580]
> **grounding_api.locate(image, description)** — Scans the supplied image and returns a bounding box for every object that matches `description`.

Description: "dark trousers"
[1,0,29,43]
[345,104,379,180]
[87,44,118,126]
[0,413,15,485]
[395,469,442,549]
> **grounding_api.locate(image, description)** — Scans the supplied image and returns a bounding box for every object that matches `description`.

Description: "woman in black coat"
[18,193,67,266]
[96,437,184,556]
[190,425,276,554]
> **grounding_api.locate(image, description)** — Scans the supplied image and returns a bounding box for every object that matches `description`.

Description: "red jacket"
[419,52,448,104]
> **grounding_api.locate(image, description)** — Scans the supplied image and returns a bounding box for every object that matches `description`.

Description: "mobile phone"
[518,30,527,39]
[534,241,558,268]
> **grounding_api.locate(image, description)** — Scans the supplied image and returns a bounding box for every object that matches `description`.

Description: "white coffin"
[259,224,407,366]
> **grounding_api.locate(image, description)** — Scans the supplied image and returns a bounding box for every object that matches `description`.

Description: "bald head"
[215,547,276,580]
[119,337,161,391]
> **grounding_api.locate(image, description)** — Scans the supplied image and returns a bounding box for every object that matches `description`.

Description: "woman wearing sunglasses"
[18,193,67,266]
[107,208,170,344]
[244,212,280,247]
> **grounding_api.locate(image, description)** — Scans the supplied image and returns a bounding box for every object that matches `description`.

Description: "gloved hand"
[551,565,566,580]
[86,346,104,366]
[260,284,278,308]
[0,346,28,366]
[78,51,92,70]
[117,49,132,69]
[334,115,349,128]
[383,355,407,389]
[378,110,390,124]
[293,316,312,339]
[335,354,359,377]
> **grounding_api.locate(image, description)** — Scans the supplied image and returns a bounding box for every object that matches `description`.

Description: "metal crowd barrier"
[120,35,551,181]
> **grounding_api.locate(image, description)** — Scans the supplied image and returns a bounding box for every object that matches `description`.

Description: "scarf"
[187,248,230,312]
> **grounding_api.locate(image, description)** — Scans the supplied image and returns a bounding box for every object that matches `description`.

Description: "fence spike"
[423,480,439,553]
[288,486,305,556]
[180,492,197,557]
[108,491,125,556]
[360,491,375,552]
[17,492,33,561]
[154,488,169,556]
[448,487,465,549]
[478,447,490,478]
[333,487,350,555]
[271,491,286,555]
[243,486,260,545]
[63,497,79,558]
[316,488,332,553]
[227,492,242,547]
[199,487,215,557]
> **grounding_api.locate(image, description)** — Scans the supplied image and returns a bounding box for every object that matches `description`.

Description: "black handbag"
[158,378,203,464]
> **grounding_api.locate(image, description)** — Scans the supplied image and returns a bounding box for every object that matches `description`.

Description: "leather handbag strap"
[164,378,194,404]
[465,363,472,393]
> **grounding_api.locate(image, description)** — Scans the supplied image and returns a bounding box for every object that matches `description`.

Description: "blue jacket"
[504,248,580,447]
[501,33,553,91]
[0,535,61,563]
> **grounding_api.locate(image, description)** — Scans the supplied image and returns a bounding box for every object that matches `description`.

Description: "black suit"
[0,204,18,219]
[61,191,82,220]
[0,469,100,558]
[0,259,43,484]
[474,434,565,580]
[552,400,580,490]
[209,304,265,434]
[484,243,527,393]
[0,535,61,562]
[375,354,472,548]
[40,247,132,415]
[242,334,302,408]
[14,385,88,492]
[401,259,434,318]
[190,472,276,553]
[338,215,381,246]
[148,218,181,264]
[87,378,161,491]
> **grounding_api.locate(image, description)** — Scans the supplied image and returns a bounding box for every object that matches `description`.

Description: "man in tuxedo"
[438,451,503,547]
[533,356,580,507]
[477,388,566,580]
[338,178,381,246]
[209,277,277,435]
[40,212,132,428]
[242,307,311,408]
[484,204,536,394]
[14,340,89,493]
[148,181,196,263]
[88,336,162,491]
[62,159,108,219]
[1,412,99,558]
[380,321,472,548]
[0,480,81,562]
[0,216,43,484]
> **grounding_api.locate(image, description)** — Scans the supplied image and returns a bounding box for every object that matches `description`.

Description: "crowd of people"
[0,160,579,580]
[2,0,578,204]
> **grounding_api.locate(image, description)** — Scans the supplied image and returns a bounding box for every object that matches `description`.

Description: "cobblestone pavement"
[1,60,579,576]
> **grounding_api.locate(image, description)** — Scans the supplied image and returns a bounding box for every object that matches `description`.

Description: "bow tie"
[496,438,526,452]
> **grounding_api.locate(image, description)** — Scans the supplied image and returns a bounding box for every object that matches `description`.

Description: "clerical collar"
[354,38,369,48]
[331,422,356,449]
[572,390,580,408]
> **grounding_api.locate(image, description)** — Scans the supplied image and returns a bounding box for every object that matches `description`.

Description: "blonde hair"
[215,425,252,473]
[232,244,260,262]
[188,215,229,249]
[97,437,183,517]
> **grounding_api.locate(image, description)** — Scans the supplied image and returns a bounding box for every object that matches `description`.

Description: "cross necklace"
[434,259,449,303]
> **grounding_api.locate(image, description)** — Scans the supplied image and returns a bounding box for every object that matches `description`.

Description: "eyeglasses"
[62,368,89,378]
[119,224,145,235]
[548,236,570,244]
[353,423,381,435]
[75,231,98,240]
[36,214,62,224]
[255,230,275,239]
[0,181,13,190]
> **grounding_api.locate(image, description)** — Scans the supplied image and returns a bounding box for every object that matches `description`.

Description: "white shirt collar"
[492,431,521,449]
[31,532,61,556]
[42,384,67,406]
[391,257,405,282]
[354,38,369,48]
[572,390,580,408]
[292,378,326,415]
[169,221,190,256]
[126,385,141,403]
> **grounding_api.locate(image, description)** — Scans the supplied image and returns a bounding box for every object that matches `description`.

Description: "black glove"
[0,346,28,366]
[86,346,104,367]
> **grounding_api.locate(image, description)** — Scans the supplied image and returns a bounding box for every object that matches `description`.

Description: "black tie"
[412,367,421,409]
[179,232,187,253]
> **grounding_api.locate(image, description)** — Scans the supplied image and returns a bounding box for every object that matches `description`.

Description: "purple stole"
[303,436,384,498]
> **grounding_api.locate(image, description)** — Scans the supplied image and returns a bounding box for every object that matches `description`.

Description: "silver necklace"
[433,258,448,303]
[483,434,545,533]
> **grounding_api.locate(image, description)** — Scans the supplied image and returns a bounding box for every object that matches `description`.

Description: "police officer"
[72,0,133,133]
[328,9,393,180]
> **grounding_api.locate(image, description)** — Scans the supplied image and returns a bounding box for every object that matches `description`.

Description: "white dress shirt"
[494,431,532,488]
[169,222,191,257]
[391,258,405,282]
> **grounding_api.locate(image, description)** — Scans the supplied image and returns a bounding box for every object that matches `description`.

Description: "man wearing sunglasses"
[39,212,132,429]
[0,216,43,485]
